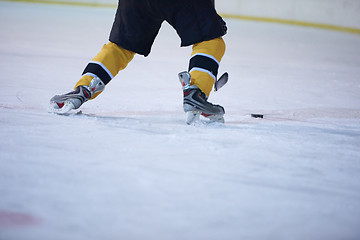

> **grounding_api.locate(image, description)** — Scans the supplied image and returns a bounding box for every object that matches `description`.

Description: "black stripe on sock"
[188,55,219,77]
[82,62,112,85]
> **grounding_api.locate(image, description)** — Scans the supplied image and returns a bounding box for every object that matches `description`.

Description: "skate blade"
[48,101,75,115]
[203,114,225,124]
[185,111,201,125]
[185,111,225,125]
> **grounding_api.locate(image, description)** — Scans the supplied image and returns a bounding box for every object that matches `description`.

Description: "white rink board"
[215,0,360,29]
[30,0,360,29]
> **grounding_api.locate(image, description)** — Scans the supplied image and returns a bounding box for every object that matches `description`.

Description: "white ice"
[1,2,360,240]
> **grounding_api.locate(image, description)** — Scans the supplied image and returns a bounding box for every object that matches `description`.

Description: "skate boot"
[179,71,225,124]
[49,77,105,114]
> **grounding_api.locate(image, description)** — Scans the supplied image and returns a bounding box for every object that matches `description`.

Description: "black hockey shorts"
[109,0,227,56]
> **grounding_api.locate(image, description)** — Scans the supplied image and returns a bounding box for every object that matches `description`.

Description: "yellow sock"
[189,37,226,97]
[75,42,135,99]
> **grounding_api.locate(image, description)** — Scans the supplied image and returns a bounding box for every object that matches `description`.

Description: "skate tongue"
[179,71,228,92]
[214,72,228,91]
[178,71,191,90]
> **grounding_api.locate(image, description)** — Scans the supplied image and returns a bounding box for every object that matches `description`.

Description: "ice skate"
[179,71,225,125]
[49,77,105,114]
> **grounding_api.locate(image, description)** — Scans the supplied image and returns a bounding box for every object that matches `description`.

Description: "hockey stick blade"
[214,72,228,91]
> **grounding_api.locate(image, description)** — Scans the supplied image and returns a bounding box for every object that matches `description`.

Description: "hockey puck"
[251,114,264,119]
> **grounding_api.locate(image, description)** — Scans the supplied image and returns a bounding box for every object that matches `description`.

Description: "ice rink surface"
[1,1,360,240]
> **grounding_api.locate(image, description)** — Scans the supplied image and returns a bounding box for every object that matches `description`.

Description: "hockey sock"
[189,37,225,97]
[75,42,135,99]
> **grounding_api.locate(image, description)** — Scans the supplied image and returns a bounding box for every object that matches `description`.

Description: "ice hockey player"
[50,0,227,124]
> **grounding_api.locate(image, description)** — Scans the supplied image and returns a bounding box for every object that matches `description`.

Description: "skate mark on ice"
[0,103,39,111]
[60,111,180,135]
[0,210,40,228]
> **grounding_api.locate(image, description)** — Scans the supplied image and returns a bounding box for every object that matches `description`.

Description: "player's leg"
[168,0,226,95]
[50,0,162,114]
[189,37,225,97]
[75,42,135,99]
[163,0,227,123]
[49,42,135,113]
[180,37,226,124]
